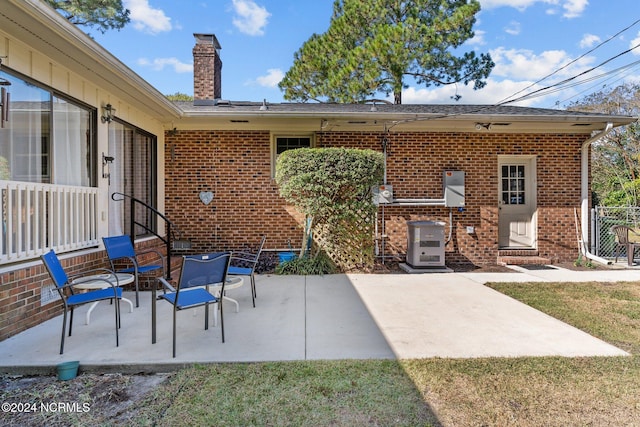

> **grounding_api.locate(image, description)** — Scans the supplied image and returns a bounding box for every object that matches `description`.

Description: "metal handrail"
[111,192,188,279]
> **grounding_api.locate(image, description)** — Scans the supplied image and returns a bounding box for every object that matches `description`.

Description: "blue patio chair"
[102,235,166,308]
[228,235,266,308]
[152,252,231,358]
[41,250,122,355]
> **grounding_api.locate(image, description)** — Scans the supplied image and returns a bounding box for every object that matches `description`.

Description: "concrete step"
[497,255,552,266]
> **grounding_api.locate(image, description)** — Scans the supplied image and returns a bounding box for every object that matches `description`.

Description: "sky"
[87,0,640,109]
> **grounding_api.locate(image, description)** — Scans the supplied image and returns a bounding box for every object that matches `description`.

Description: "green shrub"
[275,147,384,271]
[275,252,337,275]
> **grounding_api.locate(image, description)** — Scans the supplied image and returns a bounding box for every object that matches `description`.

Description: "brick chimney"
[193,33,222,105]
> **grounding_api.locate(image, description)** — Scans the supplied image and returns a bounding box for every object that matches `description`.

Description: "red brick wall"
[164,129,585,265]
[0,251,105,341]
[164,131,300,252]
[0,239,165,341]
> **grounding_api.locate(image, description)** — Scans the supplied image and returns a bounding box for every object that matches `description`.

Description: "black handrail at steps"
[111,192,191,280]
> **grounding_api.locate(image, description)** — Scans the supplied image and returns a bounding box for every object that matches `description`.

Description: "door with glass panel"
[498,156,537,248]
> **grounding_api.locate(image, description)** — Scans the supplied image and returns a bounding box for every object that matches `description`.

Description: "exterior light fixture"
[101,103,116,123]
[475,122,491,130]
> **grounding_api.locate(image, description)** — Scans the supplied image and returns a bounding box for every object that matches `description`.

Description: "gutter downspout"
[581,122,614,265]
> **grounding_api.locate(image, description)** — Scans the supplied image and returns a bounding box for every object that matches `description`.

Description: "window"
[271,135,313,176]
[108,120,157,237]
[0,69,95,186]
[501,165,526,205]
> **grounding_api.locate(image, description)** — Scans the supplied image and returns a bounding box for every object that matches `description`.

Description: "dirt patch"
[0,372,170,426]
[554,261,615,271]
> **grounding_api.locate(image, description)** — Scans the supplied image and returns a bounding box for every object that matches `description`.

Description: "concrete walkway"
[0,265,637,374]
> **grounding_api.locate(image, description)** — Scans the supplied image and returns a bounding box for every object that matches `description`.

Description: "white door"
[498,156,537,248]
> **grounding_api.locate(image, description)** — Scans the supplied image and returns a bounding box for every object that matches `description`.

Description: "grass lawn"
[3,280,639,426]
[123,280,640,426]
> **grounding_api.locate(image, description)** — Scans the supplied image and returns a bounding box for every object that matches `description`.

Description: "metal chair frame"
[228,235,266,307]
[41,250,122,354]
[103,235,166,307]
[152,252,231,358]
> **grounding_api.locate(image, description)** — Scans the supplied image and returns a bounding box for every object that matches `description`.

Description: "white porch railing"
[1,180,99,264]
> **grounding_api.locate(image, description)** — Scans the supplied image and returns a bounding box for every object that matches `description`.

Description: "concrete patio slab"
[0,266,636,374]
[348,273,627,358]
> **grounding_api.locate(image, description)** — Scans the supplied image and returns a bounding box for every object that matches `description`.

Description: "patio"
[0,268,634,375]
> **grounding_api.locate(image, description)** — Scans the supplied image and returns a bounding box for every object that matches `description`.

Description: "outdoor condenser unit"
[406,220,446,267]
[444,171,465,207]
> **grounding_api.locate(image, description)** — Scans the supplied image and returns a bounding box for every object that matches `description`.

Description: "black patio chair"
[227,235,266,307]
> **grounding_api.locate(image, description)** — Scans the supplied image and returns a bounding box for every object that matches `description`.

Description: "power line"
[495,17,640,106]
[551,61,640,107]
[499,42,640,106]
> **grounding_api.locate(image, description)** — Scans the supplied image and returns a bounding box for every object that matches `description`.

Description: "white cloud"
[401,78,557,107]
[562,0,588,18]
[231,0,271,36]
[124,0,172,34]
[632,32,640,56]
[480,0,588,18]
[252,69,284,87]
[137,57,192,73]
[480,0,541,11]
[489,47,593,80]
[505,21,521,36]
[579,34,601,49]
[401,47,595,107]
[466,30,486,46]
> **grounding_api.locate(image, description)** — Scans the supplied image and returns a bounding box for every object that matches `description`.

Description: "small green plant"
[574,253,596,268]
[275,252,337,275]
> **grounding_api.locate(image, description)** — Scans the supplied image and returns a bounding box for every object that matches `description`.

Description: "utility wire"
[496,17,640,105]
[552,60,640,107]
[499,42,640,105]
[386,19,640,129]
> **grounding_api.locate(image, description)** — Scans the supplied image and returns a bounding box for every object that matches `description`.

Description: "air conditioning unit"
[406,220,446,267]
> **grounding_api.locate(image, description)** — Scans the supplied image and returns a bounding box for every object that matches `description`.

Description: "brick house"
[0,0,636,341]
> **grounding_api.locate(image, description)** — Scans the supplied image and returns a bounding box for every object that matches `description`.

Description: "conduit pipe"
[581,122,614,265]
[390,198,446,206]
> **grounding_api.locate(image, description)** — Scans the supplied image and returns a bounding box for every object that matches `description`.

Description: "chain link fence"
[593,206,640,259]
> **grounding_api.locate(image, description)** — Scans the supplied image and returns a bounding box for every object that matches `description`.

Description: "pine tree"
[279,0,494,104]
[44,0,130,34]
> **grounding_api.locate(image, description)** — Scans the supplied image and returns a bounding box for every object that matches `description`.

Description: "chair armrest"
[68,268,120,288]
[628,228,640,243]
[135,249,166,269]
[108,255,137,267]
[230,252,257,263]
[230,255,257,264]
[157,277,176,293]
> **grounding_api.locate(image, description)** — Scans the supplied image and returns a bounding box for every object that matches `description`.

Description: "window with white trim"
[0,68,96,186]
[271,134,314,176]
